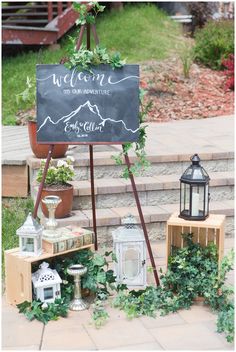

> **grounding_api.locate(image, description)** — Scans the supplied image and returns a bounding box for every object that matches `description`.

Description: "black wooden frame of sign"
[33,22,160,287]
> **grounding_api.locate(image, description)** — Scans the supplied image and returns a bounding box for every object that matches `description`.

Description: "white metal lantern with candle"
[112,214,147,288]
[16,212,43,256]
[32,262,62,303]
[179,154,210,221]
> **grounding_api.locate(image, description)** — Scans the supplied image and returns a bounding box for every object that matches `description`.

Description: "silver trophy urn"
[42,195,62,239]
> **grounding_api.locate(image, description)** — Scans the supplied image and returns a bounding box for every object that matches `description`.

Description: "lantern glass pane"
[192,168,203,180]
[191,185,200,217]
[22,238,34,252]
[37,237,41,250]
[44,287,53,300]
[184,183,190,212]
[122,248,140,279]
[191,185,205,217]
[205,184,209,213]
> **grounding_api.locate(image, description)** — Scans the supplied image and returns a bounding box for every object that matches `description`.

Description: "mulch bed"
[140,57,234,122]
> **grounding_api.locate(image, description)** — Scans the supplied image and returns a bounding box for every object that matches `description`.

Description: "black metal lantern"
[179,154,210,221]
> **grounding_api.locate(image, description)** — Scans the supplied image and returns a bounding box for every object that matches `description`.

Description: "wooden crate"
[166,213,225,266]
[5,244,94,305]
[2,165,28,197]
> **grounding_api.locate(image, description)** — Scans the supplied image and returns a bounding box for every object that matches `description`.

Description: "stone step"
[40,200,234,245]
[32,171,234,210]
[27,150,234,184]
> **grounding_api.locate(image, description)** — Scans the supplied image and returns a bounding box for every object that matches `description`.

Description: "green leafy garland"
[17,234,234,342]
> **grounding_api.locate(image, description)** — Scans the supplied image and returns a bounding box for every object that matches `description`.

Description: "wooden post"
[48,2,53,22]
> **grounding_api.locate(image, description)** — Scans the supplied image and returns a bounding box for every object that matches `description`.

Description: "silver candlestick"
[42,195,62,239]
[67,264,89,311]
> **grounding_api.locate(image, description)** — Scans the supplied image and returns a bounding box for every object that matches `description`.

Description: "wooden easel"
[33,22,160,287]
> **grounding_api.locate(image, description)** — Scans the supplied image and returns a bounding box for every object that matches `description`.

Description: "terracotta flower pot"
[28,121,68,158]
[41,184,73,218]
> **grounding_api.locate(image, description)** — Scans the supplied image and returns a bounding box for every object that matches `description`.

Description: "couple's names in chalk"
[65,120,103,136]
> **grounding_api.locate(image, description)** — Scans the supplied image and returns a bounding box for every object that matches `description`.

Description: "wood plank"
[2,165,28,197]
[3,19,49,23]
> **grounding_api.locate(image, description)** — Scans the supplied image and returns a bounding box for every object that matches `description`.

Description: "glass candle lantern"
[16,212,43,256]
[179,154,210,221]
[112,214,147,288]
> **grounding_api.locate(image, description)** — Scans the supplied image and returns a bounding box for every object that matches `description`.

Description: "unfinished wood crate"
[166,213,225,266]
[2,164,28,197]
[5,244,94,305]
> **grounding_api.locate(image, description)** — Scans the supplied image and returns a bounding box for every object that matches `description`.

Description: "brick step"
[39,200,234,244]
[27,150,234,184]
[32,171,234,210]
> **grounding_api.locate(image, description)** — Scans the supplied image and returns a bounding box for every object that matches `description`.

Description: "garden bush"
[194,20,234,70]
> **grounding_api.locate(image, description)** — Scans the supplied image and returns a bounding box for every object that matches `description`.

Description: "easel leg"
[33,144,54,219]
[89,145,98,250]
[124,152,160,286]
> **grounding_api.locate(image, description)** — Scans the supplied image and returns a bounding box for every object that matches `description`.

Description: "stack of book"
[42,226,94,254]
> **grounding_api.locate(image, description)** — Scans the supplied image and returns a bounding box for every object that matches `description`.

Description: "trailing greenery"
[16,298,69,324]
[91,298,110,328]
[73,1,105,26]
[67,1,152,178]
[17,234,234,342]
[17,249,117,325]
[113,234,234,342]
[194,19,234,70]
[64,43,126,71]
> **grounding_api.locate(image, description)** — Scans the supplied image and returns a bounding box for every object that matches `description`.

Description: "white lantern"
[16,212,43,256]
[112,214,147,288]
[32,262,62,303]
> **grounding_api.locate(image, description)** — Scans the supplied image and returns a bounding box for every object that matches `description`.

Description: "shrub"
[194,20,234,70]
[187,2,215,28]
[222,54,234,90]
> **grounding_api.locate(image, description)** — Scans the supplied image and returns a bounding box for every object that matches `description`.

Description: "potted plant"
[37,156,75,218]
[16,77,68,159]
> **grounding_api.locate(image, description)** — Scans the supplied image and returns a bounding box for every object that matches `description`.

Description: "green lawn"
[2,3,182,125]
[2,198,34,275]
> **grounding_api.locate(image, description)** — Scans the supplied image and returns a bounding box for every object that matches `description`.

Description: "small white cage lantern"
[112,214,147,288]
[16,212,43,256]
[32,262,62,303]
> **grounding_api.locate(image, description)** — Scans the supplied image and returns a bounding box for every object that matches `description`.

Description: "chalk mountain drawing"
[37,100,139,134]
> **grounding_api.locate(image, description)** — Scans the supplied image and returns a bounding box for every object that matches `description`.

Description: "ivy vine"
[64,1,152,178]
[17,235,234,342]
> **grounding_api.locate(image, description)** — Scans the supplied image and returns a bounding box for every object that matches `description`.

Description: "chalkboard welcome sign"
[36,64,139,144]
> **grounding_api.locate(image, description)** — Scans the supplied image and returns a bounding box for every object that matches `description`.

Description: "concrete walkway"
[2,238,234,351]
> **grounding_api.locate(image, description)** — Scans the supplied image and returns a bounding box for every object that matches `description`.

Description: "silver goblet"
[67,264,89,311]
[42,195,62,239]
